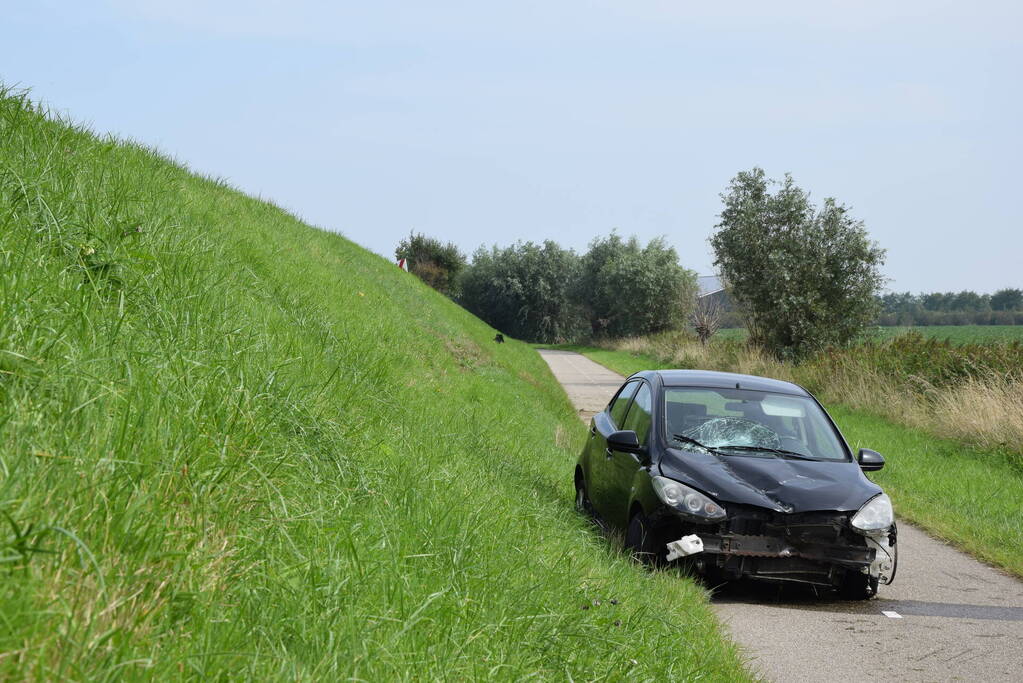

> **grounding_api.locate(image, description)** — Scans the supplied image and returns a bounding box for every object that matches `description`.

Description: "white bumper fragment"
[665,534,704,561]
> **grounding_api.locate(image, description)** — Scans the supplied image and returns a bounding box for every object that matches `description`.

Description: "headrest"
[666,402,708,429]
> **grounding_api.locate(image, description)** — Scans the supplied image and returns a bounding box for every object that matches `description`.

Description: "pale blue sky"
[4,1,1020,292]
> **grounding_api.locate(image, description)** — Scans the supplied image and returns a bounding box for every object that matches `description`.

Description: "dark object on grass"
[574,368,897,600]
[494,333,504,343]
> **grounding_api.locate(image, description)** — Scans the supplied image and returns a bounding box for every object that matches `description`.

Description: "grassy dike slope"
[0,90,747,680]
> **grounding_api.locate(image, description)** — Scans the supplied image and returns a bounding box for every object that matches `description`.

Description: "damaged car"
[574,369,897,599]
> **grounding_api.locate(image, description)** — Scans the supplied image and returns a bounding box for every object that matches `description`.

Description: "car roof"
[633,369,810,397]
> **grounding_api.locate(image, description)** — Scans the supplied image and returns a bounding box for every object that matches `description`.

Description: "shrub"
[576,233,697,338]
[459,241,587,343]
[395,232,466,297]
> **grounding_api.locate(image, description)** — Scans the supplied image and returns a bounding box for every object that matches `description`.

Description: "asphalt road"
[538,349,1023,682]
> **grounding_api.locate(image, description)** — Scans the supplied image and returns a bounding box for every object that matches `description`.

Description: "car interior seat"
[666,402,708,435]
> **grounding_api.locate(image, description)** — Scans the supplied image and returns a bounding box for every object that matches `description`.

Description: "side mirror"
[608,430,642,453]
[858,448,885,472]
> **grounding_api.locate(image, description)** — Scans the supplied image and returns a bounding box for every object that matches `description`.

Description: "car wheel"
[839,570,879,600]
[624,510,665,566]
[574,473,593,516]
[698,560,729,590]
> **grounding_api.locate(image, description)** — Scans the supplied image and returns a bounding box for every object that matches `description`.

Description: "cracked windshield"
[666,388,847,461]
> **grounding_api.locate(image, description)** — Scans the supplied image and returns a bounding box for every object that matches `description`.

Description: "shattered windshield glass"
[664,387,848,461]
[687,417,780,449]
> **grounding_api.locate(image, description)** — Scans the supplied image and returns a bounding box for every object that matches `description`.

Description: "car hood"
[658,447,882,513]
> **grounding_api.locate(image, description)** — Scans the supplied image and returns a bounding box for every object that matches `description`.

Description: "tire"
[882,523,899,586]
[839,570,879,600]
[574,474,593,517]
[699,561,729,590]
[624,510,665,566]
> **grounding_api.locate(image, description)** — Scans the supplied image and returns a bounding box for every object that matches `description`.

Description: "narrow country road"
[538,349,1023,682]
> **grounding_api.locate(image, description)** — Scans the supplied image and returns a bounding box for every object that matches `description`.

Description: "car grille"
[724,505,851,545]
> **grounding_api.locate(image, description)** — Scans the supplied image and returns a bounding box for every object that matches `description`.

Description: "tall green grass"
[0,88,747,679]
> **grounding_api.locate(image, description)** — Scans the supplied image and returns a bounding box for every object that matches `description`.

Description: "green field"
[870,325,1023,343]
[0,89,748,679]
[716,325,1023,344]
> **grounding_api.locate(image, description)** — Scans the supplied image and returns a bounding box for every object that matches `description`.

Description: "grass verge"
[0,88,748,679]
[563,345,1023,578]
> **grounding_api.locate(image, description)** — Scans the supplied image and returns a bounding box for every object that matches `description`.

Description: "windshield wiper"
[671,434,722,454]
[715,445,821,461]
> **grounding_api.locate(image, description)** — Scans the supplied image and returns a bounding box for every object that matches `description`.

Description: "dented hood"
[658,447,882,513]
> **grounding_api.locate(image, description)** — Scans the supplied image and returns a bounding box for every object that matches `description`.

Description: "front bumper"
[656,506,882,586]
[696,532,874,568]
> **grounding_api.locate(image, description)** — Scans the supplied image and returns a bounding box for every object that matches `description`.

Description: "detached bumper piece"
[665,534,704,561]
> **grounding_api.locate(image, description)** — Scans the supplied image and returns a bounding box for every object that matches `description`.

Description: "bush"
[395,232,466,297]
[576,233,697,338]
[459,241,587,343]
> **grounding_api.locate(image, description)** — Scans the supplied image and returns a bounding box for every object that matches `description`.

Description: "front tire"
[575,473,593,517]
[624,510,665,566]
[840,570,879,600]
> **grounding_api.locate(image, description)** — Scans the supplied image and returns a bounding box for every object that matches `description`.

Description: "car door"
[588,380,640,521]
[605,381,653,528]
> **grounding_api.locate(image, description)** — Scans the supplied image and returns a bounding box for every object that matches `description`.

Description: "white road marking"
[882,610,903,619]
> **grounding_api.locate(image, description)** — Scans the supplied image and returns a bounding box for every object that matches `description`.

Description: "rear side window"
[609,381,640,427]
[621,383,653,446]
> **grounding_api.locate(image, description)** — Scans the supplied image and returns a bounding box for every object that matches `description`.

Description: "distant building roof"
[697,275,724,297]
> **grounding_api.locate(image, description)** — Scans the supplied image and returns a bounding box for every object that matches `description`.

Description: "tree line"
[397,231,696,344]
[395,168,1018,359]
[877,289,1023,326]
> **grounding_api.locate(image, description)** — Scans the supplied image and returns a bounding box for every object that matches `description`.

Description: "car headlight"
[652,476,726,521]
[851,493,894,534]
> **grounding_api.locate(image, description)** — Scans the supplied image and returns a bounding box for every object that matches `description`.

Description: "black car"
[574,369,897,599]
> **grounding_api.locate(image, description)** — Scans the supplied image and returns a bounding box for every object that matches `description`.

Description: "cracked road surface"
[538,348,1023,682]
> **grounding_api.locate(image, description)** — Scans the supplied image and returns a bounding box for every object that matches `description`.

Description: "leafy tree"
[459,241,586,343]
[951,290,989,312]
[991,288,1023,311]
[710,168,886,359]
[576,233,697,338]
[395,232,466,297]
[879,292,919,314]
[922,292,956,312]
